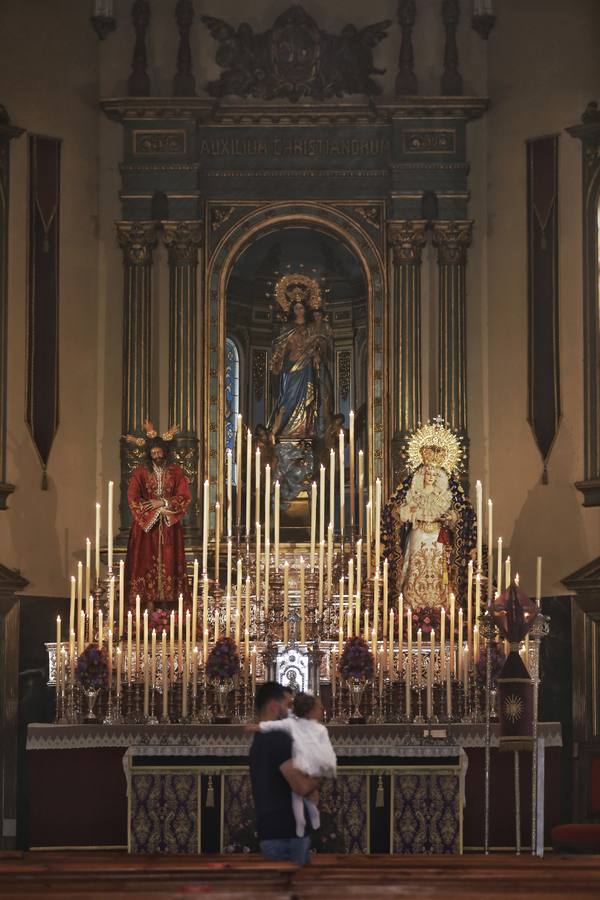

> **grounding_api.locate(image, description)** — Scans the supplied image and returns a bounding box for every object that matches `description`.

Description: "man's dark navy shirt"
[249,730,300,841]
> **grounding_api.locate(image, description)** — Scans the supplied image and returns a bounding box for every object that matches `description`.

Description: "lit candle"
[329,448,335,530]
[69,575,76,635]
[358,449,364,536]
[274,480,281,568]
[536,556,542,606]
[497,537,503,595]
[78,609,85,656]
[202,479,209,573]
[449,592,456,676]
[347,559,354,638]
[245,428,252,536]
[467,559,473,651]
[417,628,422,689]
[151,627,156,688]
[127,610,133,683]
[339,575,344,635]
[116,646,122,697]
[98,609,103,646]
[202,574,209,643]
[406,606,412,718]
[143,609,149,717]
[136,593,141,672]
[169,611,175,669]
[236,558,242,623]
[264,539,270,619]
[327,522,334,599]
[244,628,250,681]
[457,608,464,682]
[463,645,469,692]
[161,630,168,720]
[283,562,289,643]
[84,539,90,601]
[226,448,233,537]
[235,414,243,527]
[427,629,435,718]
[244,575,250,642]
[398,594,403,650]
[318,539,325,616]
[192,645,198,697]
[77,561,83,625]
[383,558,389,638]
[87,595,94,645]
[225,593,231,638]
[339,429,345,533]
[69,629,75,681]
[440,606,446,682]
[349,410,355,527]
[119,559,125,637]
[375,478,382,574]
[107,627,113,686]
[475,480,483,570]
[255,447,261,529]
[56,616,62,685]
[364,609,369,643]
[256,523,261,602]
[487,498,493,603]
[214,501,221,586]
[475,572,482,637]
[366,501,372,580]
[226,539,232,596]
[388,610,395,674]
[373,571,380,642]
[203,627,208,668]
[185,609,191,669]
[299,556,306,643]
[251,646,257,697]
[107,480,114,570]
[192,558,199,647]
[265,463,271,542]
[505,555,511,587]
[95,502,101,581]
[319,464,325,544]
[108,576,114,633]
[310,481,317,570]
[473,623,480,664]
[331,650,337,696]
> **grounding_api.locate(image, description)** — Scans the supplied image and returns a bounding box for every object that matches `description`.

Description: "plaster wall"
[0,0,102,595]
[475,0,600,595]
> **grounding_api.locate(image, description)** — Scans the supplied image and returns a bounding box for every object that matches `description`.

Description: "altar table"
[26,723,562,854]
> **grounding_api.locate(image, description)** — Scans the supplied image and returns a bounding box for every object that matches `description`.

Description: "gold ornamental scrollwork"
[116,220,159,266]
[162,220,203,265]
[432,220,473,265]
[387,220,427,264]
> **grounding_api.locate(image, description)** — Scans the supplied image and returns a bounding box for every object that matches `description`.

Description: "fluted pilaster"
[387,220,427,482]
[163,220,203,535]
[116,220,159,536]
[432,220,473,462]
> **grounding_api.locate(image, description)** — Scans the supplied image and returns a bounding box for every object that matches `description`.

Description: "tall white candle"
[202,480,209,573]
[283,562,289,643]
[95,502,101,581]
[192,558,199,646]
[245,428,252,536]
[339,429,345,533]
[265,463,271,542]
[310,481,317,570]
[319,464,325,544]
[358,450,364,536]
[274,480,281,568]
[256,523,261,603]
[119,559,125,638]
[235,414,243,526]
[85,539,91,601]
[536,556,542,605]
[487,498,493,602]
[226,448,233,537]
[226,539,233,596]
[255,447,261,531]
[375,478,382,574]
[497,537,503,595]
[107,480,114,569]
[329,448,335,530]
[505,555,511,587]
[214,501,221,586]
[475,480,483,570]
[299,556,306,643]
[69,575,76,635]
[349,410,355,527]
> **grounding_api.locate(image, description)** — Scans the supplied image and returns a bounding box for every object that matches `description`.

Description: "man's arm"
[279,759,320,797]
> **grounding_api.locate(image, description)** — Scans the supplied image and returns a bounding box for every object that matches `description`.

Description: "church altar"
[26,722,561,854]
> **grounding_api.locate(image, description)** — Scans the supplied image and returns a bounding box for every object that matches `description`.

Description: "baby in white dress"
[249,692,337,837]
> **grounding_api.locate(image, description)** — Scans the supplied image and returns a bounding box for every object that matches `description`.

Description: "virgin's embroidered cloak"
[125,462,191,607]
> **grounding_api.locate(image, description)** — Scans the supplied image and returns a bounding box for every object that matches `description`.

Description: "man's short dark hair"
[255,681,285,711]
[282,686,294,697]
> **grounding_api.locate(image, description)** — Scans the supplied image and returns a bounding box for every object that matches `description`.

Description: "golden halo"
[405,419,463,475]
[274,272,323,313]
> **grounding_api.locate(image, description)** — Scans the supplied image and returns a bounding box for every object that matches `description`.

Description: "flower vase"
[213,678,234,723]
[346,677,367,724]
[83,687,100,723]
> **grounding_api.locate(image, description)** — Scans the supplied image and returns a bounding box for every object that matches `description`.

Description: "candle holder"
[103,684,116,724]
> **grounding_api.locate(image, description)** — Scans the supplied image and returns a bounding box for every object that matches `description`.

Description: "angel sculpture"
[382,420,476,610]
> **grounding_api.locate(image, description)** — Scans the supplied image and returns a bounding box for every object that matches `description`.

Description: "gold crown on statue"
[122,419,179,447]
[274,272,323,313]
[405,417,463,475]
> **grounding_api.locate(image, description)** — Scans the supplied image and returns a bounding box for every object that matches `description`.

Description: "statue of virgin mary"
[382,421,477,609]
[268,274,333,503]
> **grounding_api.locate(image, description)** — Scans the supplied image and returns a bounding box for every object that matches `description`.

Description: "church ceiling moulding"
[201,6,392,103]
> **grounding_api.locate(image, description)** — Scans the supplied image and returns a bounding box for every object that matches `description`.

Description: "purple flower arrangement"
[75,644,109,690]
[339,636,375,681]
[410,605,441,639]
[206,636,240,680]
[475,641,507,688]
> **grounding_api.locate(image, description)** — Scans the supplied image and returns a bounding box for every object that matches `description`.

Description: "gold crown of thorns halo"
[274,272,323,313]
[405,418,464,475]
[122,420,179,447]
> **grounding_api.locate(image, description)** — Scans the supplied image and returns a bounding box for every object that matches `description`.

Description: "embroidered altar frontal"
[127,759,462,855]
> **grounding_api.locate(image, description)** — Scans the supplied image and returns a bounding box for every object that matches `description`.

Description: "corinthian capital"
[387,220,427,264]
[162,220,203,265]
[432,220,473,265]
[116,220,159,266]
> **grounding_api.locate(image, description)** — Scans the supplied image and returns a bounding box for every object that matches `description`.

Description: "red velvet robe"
[126,463,191,607]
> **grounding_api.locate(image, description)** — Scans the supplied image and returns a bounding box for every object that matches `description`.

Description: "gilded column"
[432,220,473,458]
[387,220,427,483]
[116,220,159,538]
[163,221,203,538]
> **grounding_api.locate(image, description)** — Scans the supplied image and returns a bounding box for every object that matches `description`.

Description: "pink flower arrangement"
[75,644,109,690]
[339,636,375,680]
[410,605,442,639]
